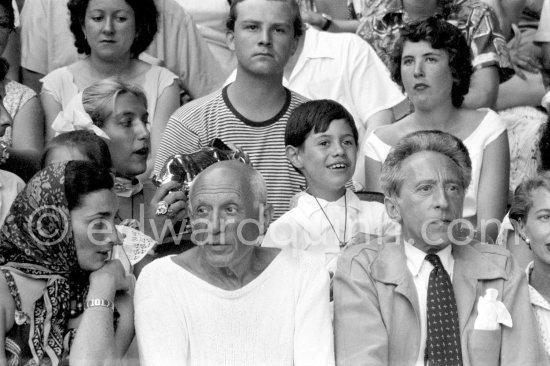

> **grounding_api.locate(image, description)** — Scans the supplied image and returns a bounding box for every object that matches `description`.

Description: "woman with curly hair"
[40,0,180,179]
[363,17,510,242]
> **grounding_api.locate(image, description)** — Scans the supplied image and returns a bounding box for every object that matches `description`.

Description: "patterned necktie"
[424,253,463,366]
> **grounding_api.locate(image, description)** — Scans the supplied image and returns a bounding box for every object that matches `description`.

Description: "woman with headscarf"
[0,161,133,366]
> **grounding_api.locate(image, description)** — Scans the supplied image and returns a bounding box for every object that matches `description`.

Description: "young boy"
[262,99,398,275]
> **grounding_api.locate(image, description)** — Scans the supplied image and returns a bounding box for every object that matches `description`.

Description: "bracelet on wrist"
[321,13,333,31]
[84,298,115,311]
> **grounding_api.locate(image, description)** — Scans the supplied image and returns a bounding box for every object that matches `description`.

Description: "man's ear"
[226,31,236,51]
[384,196,401,223]
[289,35,299,56]
[260,203,273,235]
[286,145,303,170]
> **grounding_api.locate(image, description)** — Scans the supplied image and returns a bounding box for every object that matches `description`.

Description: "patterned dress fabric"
[0,80,36,147]
[356,0,514,82]
[0,162,88,366]
[425,254,463,366]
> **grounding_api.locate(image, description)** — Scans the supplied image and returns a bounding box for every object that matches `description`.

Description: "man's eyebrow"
[415,179,436,185]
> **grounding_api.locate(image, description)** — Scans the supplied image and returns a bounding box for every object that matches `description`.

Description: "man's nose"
[433,186,449,209]
[259,27,272,46]
[210,213,222,235]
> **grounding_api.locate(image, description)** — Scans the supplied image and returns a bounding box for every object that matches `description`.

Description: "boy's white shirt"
[262,189,399,272]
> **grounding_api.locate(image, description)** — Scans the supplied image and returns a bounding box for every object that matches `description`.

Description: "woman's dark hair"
[41,130,113,169]
[226,0,303,38]
[539,118,550,172]
[0,0,14,82]
[65,160,114,211]
[68,0,158,57]
[389,16,473,108]
[0,0,15,31]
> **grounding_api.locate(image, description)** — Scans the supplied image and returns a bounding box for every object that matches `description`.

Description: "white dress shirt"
[404,242,455,366]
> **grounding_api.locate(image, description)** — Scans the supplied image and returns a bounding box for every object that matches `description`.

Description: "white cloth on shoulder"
[50,92,111,140]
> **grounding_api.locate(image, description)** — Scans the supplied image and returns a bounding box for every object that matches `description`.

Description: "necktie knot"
[425,253,443,270]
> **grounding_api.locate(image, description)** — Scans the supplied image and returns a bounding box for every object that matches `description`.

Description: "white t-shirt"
[535,0,550,43]
[134,250,335,366]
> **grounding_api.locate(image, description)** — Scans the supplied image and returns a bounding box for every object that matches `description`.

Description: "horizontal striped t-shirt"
[155,85,307,220]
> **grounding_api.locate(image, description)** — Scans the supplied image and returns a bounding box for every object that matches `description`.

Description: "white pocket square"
[474,288,513,330]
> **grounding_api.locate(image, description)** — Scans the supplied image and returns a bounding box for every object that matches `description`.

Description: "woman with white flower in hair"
[53,78,187,256]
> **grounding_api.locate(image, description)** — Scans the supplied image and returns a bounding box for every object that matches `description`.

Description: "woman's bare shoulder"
[374,116,414,146]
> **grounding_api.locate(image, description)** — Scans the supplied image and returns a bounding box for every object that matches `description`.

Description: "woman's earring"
[525,236,531,250]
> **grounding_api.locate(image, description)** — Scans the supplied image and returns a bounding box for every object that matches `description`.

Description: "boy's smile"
[293,119,357,201]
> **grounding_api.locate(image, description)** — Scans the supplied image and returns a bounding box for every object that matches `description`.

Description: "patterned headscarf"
[0,162,88,366]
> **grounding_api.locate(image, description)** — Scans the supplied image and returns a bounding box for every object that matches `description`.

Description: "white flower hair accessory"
[51,92,111,140]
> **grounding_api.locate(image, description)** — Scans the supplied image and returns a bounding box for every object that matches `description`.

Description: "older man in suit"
[334,130,546,366]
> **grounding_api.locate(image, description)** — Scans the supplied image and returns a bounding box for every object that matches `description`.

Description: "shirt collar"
[404,240,453,277]
[526,261,550,311]
[297,189,362,219]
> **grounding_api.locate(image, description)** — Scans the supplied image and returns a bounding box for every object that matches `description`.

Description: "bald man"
[135,161,334,365]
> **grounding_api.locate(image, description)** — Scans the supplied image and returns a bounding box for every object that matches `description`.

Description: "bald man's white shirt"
[135,250,334,365]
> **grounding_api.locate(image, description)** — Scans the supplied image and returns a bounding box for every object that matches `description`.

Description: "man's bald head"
[189,161,268,210]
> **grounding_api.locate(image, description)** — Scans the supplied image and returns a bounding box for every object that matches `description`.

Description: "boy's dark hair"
[389,16,473,108]
[285,99,358,148]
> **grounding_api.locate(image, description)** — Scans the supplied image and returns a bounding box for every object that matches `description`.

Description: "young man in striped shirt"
[154,0,307,220]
